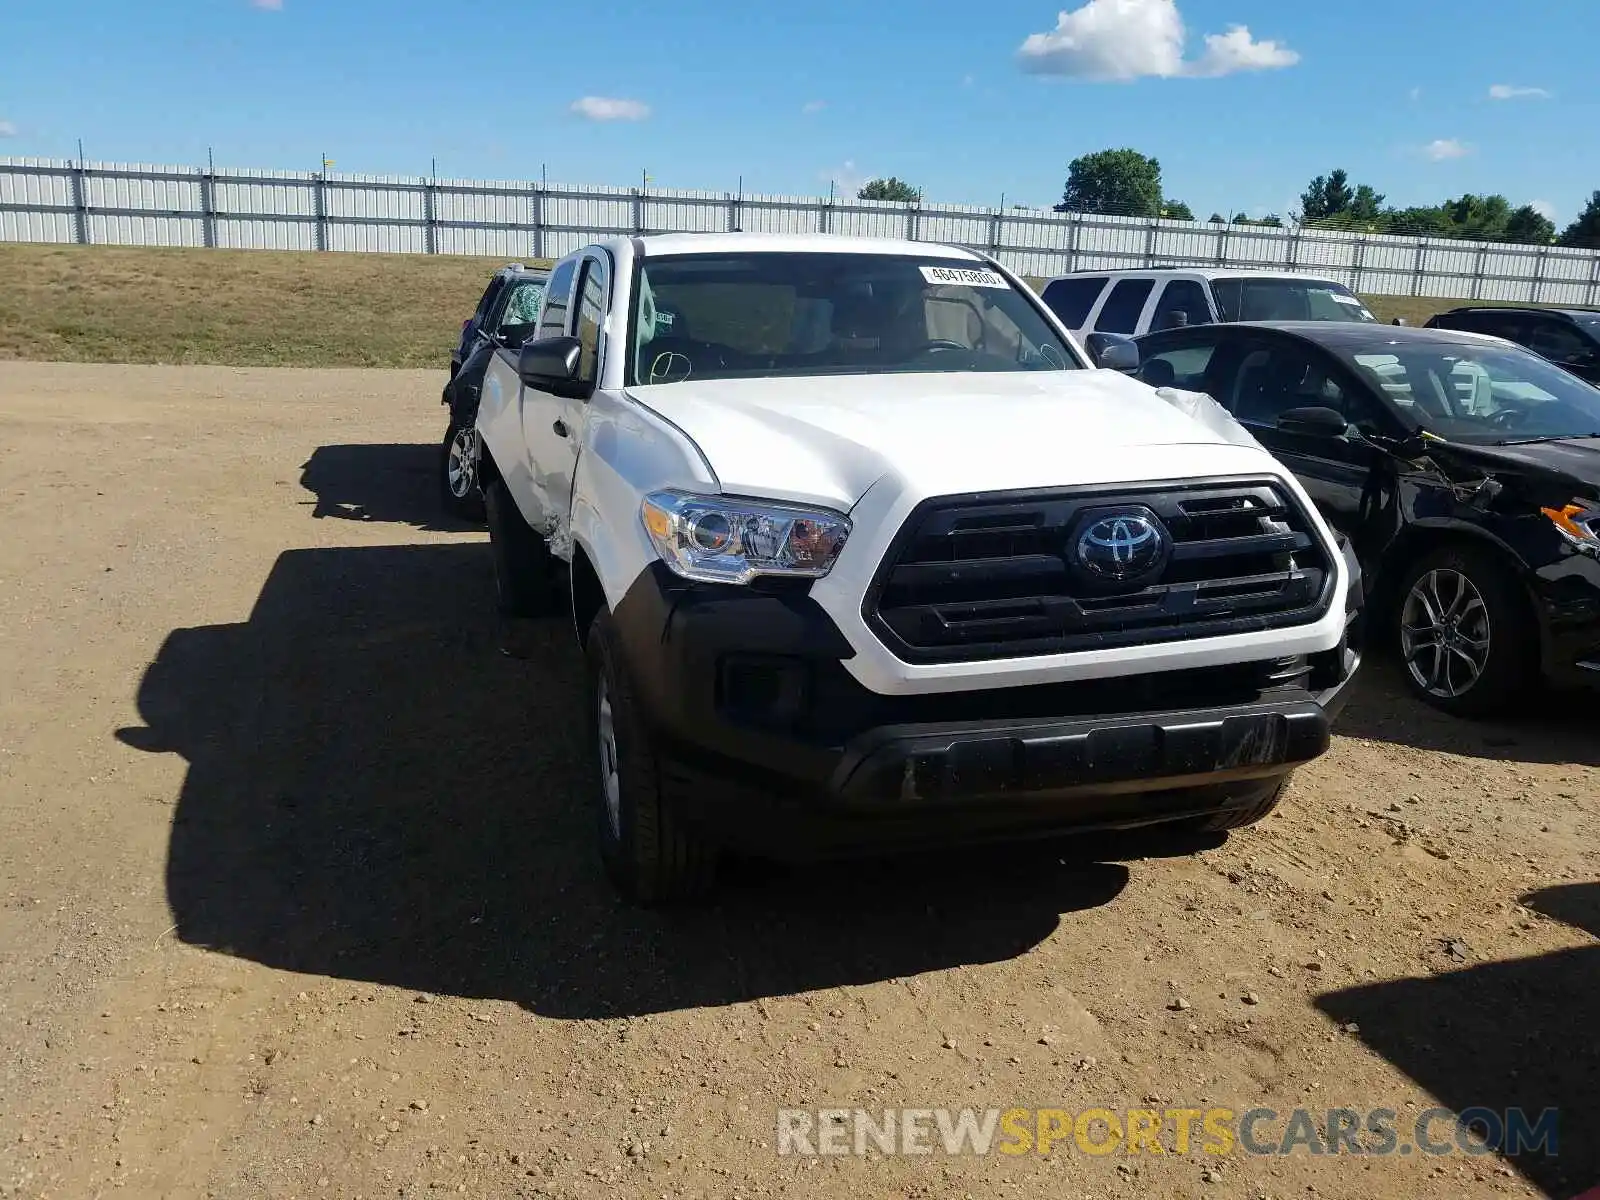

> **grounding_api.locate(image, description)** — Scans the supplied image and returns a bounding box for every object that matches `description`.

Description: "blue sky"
[1,0,1595,224]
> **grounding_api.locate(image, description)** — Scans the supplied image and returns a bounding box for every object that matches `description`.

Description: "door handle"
[552,419,569,438]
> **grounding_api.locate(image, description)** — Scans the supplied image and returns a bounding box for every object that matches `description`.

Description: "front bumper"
[610,562,1362,858]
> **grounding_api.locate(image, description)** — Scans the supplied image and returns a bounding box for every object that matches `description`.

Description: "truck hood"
[625,370,1278,512]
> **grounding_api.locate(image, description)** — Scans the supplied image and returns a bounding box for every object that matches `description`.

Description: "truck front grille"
[865,478,1335,664]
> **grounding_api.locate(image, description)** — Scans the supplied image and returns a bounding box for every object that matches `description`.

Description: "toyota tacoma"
[472,234,1363,903]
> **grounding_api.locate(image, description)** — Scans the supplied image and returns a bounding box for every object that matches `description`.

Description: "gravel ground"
[0,361,1596,1200]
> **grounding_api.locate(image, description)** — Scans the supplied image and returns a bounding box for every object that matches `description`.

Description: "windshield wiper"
[1494,433,1600,446]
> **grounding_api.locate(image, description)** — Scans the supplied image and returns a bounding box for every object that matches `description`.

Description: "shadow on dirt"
[1330,656,1599,769]
[1314,881,1600,1198]
[118,541,1203,1019]
[298,442,476,532]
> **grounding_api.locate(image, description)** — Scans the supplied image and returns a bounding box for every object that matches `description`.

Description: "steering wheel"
[1489,404,1532,429]
[915,339,972,355]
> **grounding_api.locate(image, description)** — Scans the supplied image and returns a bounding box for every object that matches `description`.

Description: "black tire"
[1392,542,1535,718]
[585,609,718,904]
[1186,777,1290,833]
[438,416,485,522]
[483,476,559,617]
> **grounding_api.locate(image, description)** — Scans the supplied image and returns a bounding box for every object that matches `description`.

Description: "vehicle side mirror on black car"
[1276,406,1349,438]
[518,335,592,399]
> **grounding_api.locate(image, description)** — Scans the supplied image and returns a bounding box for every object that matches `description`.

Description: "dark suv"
[440,263,549,518]
[1425,306,1600,385]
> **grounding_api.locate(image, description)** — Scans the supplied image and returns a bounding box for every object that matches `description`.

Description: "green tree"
[1442,193,1512,241]
[1503,204,1556,245]
[1381,205,1452,236]
[1559,191,1600,248]
[1299,169,1354,222]
[857,177,920,203]
[1349,184,1386,222]
[1207,213,1226,224]
[1162,199,1195,221]
[1056,148,1163,217]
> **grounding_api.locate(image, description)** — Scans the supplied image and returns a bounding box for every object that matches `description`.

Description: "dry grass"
[0,243,546,368]
[0,242,1566,369]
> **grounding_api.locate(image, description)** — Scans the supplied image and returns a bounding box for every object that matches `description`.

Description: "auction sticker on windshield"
[921,265,1009,288]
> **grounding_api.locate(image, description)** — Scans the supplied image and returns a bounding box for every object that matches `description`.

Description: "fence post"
[1530,245,1548,304]
[906,201,919,243]
[728,192,742,233]
[632,188,644,236]
[1066,213,1081,272]
[531,186,545,261]
[989,208,1003,258]
[1215,221,1228,267]
[1143,218,1157,268]
[1470,240,1489,301]
[1351,235,1367,294]
[200,168,217,249]
[422,177,437,254]
[1410,239,1426,297]
[317,172,330,250]
[69,160,90,244]
[1286,228,1301,270]
[1587,252,1600,309]
[819,196,831,235]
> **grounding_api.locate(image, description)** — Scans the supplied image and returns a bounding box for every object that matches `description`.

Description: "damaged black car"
[1115,320,1600,717]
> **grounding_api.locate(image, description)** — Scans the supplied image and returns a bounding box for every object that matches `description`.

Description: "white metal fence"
[5,156,1600,306]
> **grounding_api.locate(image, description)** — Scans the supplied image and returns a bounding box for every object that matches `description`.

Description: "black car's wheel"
[439,416,485,521]
[1394,543,1535,718]
[483,476,559,618]
[586,609,718,904]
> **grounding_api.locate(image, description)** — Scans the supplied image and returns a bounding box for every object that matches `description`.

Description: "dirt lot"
[0,361,1597,1200]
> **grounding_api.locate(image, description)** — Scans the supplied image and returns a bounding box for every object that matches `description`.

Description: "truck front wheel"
[586,610,718,904]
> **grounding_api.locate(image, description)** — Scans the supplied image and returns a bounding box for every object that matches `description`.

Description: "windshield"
[626,252,1081,386]
[1213,277,1377,323]
[1339,341,1600,443]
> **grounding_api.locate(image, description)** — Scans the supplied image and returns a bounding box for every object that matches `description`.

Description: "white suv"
[1039,267,1380,343]
[473,234,1363,902]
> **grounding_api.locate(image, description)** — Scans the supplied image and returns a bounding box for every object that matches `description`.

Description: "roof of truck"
[1045,266,1348,282]
[629,232,987,259]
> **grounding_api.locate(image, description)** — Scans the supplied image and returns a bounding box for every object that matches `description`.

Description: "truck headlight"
[640,490,851,584]
[1541,502,1600,555]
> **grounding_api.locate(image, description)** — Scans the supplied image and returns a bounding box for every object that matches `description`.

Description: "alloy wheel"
[1399,568,1492,699]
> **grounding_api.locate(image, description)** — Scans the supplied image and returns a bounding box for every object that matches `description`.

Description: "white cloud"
[820,160,870,195]
[569,96,651,122]
[250,0,283,9]
[0,120,16,138]
[1530,199,1557,221]
[1017,0,1297,80]
[961,73,976,87]
[1489,84,1551,100]
[1422,138,1471,161]
[1409,86,1422,101]
[801,100,826,114]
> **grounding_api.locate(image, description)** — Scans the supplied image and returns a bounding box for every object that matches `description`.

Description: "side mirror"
[1085,332,1140,373]
[517,335,591,398]
[1277,405,1349,438]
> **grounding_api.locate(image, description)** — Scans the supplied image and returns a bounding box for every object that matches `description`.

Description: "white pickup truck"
[473,233,1363,903]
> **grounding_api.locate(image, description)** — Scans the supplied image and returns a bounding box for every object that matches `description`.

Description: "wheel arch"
[570,543,606,648]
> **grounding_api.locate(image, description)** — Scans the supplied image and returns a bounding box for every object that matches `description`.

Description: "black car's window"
[1229,345,1348,427]
[574,257,608,384]
[473,278,504,325]
[1341,343,1600,442]
[536,259,578,340]
[498,279,546,331]
[1149,279,1212,331]
[626,252,1081,386]
[1525,321,1593,364]
[1136,340,1217,390]
[1094,279,1155,333]
[1040,276,1107,328]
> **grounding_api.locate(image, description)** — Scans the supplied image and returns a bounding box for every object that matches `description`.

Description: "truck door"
[520,252,609,543]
